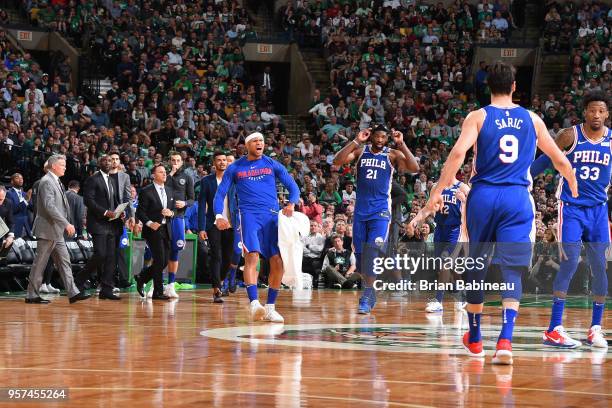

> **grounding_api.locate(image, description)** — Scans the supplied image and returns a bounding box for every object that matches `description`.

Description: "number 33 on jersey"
[557,124,612,206]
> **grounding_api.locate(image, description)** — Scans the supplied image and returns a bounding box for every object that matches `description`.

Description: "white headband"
[245,132,264,144]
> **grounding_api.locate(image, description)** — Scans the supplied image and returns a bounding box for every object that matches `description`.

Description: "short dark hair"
[68,180,80,189]
[582,90,609,110]
[213,150,226,159]
[152,164,165,174]
[487,61,516,95]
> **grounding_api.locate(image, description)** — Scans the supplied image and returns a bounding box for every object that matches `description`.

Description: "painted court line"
[1,367,609,397]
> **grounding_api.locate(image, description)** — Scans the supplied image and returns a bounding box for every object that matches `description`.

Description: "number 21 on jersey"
[366,169,378,179]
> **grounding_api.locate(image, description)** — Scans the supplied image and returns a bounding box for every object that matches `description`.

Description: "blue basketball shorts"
[169,216,186,262]
[239,211,279,259]
[351,215,391,256]
[464,183,535,267]
[433,224,461,257]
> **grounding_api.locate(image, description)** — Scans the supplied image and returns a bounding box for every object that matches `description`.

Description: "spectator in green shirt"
[319,181,342,207]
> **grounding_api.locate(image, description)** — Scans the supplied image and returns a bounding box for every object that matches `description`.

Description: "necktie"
[57,178,67,204]
[106,175,115,208]
[160,187,167,224]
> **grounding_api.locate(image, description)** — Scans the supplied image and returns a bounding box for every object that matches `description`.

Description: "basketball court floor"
[0,289,609,407]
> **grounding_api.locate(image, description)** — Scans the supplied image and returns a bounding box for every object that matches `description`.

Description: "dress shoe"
[152,293,170,300]
[25,297,50,304]
[135,275,145,297]
[69,292,92,304]
[99,291,121,300]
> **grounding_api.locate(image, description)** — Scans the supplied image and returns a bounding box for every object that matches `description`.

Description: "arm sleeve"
[529,153,553,178]
[136,191,151,225]
[310,235,325,254]
[213,167,234,217]
[122,174,134,217]
[185,175,195,207]
[198,179,208,231]
[4,201,14,234]
[273,160,300,204]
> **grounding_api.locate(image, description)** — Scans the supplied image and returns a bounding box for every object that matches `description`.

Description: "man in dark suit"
[0,186,15,256]
[76,155,127,300]
[135,164,175,300]
[198,151,237,303]
[65,180,85,237]
[109,152,135,288]
[6,173,32,237]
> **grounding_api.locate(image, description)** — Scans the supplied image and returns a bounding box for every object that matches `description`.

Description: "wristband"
[352,139,361,147]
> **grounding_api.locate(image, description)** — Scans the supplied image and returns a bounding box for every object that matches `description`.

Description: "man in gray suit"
[25,154,91,304]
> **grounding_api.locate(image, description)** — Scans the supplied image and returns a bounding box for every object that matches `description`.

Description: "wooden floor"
[0,289,609,407]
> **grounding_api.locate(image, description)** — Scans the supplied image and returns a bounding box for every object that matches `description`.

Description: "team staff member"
[164,152,195,298]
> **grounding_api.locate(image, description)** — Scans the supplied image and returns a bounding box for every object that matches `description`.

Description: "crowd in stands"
[279,0,517,47]
[0,1,610,292]
[542,0,611,53]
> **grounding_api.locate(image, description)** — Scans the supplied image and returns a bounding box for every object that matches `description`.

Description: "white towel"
[278,211,310,289]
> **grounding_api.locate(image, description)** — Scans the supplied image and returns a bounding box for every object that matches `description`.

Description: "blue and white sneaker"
[358,288,377,314]
[425,299,444,313]
[358,295,372,314]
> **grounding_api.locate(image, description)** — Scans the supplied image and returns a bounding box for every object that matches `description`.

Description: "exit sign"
[17,30,32,41]
[501,48,517,58]
[257,44,273,54]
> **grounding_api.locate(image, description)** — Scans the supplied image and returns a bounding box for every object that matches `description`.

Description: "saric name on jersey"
[495,117,523,130]
[573,150,611,165]
[360,158,387,169]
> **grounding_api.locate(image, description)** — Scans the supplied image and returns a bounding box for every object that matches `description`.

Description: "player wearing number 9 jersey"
[530,90,610,350]
[423,61,577,365]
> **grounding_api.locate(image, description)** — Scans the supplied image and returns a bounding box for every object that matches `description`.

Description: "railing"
[244,33,291,44]
[531,46,543,95]
[0,142,50,188]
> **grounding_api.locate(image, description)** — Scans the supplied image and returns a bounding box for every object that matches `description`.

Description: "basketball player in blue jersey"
[214,132,300,323]
[334,123,419,314]
[411,178,470,313]
[530,90,610,349]
[423,61,578,365]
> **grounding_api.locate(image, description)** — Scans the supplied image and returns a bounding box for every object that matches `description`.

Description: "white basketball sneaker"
[46,284,61,293]
[249,300,266,322]
[425,299,443,313]
[164,282,179,299]
[263,304,284,323]
[146,283,155,298]
[39,284,50,293]
[543,325,582,348]
[454,301,467,311]
[587,325,608,348]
